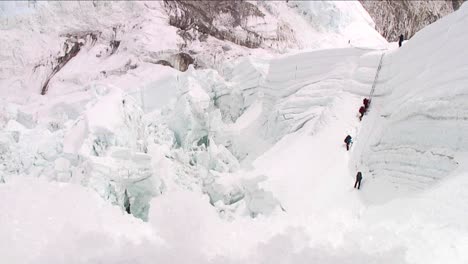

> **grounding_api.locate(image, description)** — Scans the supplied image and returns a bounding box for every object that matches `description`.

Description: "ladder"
[369,52,385,103]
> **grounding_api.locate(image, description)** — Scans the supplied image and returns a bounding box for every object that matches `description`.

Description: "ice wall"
[355,3,468,202]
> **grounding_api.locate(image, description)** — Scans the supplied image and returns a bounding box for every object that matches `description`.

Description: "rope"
[369,52,385,103]
[355,51,386,171]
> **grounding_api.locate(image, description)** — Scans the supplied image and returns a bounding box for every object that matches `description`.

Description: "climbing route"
[369,52,385,105]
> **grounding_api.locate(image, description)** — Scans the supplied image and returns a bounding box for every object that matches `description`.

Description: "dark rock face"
[164,0,265,48]
[172,52,194,72]
[151,53,194,72]
[40,31,99,95]
[154,60,173,68]
[360,0,464,42]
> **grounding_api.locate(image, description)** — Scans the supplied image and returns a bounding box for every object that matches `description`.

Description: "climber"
[124,189,131,214]
[398,34,404,47]
[354,171,362,189]
[344,135,352,151]
[359,106,366,121]
[363,98,370,110]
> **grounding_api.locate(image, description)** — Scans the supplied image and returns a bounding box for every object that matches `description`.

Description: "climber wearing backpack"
[344,135,352,151]
[354,171,363,189]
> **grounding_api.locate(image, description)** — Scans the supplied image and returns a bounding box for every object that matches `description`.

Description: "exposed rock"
[103,60,138,77]
[171,52,194,72]
[164,0,265,48]
[40,31,100,95]
[109,26,121,55]
[109,40,120,55]
[41,41,82,95]
[154,60,173,68]
[148,53,194,72]
[360,0,464,41]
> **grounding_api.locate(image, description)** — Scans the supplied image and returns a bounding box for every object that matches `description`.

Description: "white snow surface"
[1,1,468,263]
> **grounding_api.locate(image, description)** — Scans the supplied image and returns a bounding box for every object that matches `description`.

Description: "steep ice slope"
[354,2,468,203]
[252,48,381,214]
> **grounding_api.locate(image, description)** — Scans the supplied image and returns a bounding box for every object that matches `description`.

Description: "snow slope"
[1,1,468,264]
[0,177,159,264]
[354,2,468,203]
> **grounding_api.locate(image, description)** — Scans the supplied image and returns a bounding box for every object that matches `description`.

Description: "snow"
[0,177,158,264]
[354,2,468,203]
[288,0,386,49]
[1,0,468,263]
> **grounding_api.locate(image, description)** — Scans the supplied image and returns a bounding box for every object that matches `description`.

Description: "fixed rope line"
[357,52,386,169]
[369,52,385,103]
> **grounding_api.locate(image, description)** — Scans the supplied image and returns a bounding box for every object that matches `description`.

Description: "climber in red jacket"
[359,106,366,121]
[363,98,370,110]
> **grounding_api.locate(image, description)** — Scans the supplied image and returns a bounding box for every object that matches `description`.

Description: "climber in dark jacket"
[359,106,366,121]
[354,171,362,189]
[363,98,370,110]
[344,135,352,151]
[124,189,131,214]
[399,34,404,47]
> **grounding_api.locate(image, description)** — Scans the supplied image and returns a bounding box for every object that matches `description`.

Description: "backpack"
[344,135,351,143]
[363,98,369,107]
[357,172,362,180]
